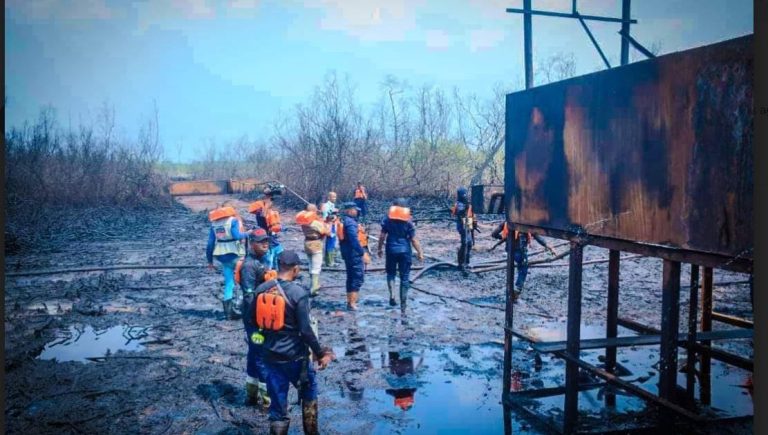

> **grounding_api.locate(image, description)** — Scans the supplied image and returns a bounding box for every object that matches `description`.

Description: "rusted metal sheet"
[228,178,261,194]
[471,184,505,214]
[169,180,229,196]
[505,35,753,260]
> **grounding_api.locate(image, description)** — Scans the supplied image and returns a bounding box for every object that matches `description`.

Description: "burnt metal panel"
[504,35,753,260]
[169,180,229,196]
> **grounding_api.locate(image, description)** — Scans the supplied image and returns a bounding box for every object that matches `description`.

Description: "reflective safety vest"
[388,206,411,221]
[354,187,367,200]
[211,215,246,257]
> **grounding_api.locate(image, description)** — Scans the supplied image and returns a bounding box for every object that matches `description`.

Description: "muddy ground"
[4,196,753,434]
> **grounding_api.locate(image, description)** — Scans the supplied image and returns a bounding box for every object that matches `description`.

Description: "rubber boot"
[347,292,358,311]
[310,274,320,297]
[258,382,271,409]
[387,279,397,306]
[223,299,241,320]
[400,283,409,312]
[270,420,290,435]
[302,400,319,435]
[245,379,259,406]
[324,250,332,267]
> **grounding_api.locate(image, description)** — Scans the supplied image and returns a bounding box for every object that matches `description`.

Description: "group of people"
[205,183,551,434]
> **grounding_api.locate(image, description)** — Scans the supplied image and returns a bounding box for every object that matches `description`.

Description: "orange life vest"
[255,281,291,331]
[266,209,281,234]
[235,260,277,286]
[500,223,532,245]
[209,206,237,222]
[248,200,265,214]
[354,187,367,199]
[395,395,414,410]
[295,210,317,226]
[336,221,368,247]
[451,203,474,217]
[388,206,411,221]
[235,259,244,285]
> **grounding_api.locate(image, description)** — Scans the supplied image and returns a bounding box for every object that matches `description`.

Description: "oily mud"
[4,196,753,434]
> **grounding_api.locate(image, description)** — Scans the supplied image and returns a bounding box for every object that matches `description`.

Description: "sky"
[5,0,754,162]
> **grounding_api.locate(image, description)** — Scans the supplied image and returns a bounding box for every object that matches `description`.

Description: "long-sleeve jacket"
[255,278,323,362]
[339,214,365,257]
[206,218,248,264]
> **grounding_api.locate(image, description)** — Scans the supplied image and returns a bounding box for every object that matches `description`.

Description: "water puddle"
[37,324,148,363]
[327,343,513,434]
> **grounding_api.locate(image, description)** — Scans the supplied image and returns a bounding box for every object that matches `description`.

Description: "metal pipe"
[564,242,584,433]
[700,267,713,404]
[605,250,620,407]
[686,264,700,401]
[502,224,518,414]
[523,0,533,89]
[618,29,656,59]
[620,0,631,65]
[506,8,638,24]
[577,13,612,69]
[658,259,681,401]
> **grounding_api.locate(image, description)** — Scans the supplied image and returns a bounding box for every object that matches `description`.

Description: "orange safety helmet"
[209,206,237,222]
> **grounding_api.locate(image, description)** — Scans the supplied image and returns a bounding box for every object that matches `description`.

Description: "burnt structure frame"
[501,2,753,433]
[501,224,754,433]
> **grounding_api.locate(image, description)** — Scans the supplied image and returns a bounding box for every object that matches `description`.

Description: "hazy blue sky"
[5,0,753,161]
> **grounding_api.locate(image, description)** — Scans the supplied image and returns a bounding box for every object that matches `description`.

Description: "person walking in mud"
[239,228,275,409]
[377,198,424,311]
[450,187,477,276]
[206,203,249,320]
[295,204,329,297]
[491,222,556,298]
[254,251,335,435]
[353,181,368,221]
[248,188,283,270]
[321,191,339,267]
[338,202,366,311]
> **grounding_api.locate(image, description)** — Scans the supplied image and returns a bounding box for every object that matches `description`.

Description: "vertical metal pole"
[686,265,699,401]
[700,266,713,405]
[620,0,631,65]
[563,242,584,434]
[502,227,517,412]
[524,0,533,88]
[659,260,681,401]
[605,250,620,407]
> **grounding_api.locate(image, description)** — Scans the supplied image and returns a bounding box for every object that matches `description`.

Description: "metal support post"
[659,260,681,401]
[563,242,584,433]
[605,250,620,407]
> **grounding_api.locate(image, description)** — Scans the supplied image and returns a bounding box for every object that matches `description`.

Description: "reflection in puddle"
[37,324,147,363]
[329,343,508,434]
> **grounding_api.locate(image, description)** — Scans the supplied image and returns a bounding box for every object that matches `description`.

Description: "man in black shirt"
[255,251,334,435]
